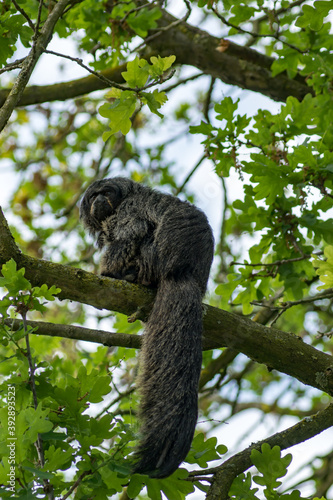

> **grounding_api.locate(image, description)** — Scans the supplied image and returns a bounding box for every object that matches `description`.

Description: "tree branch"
[0,0,73,132]
[1,207,333,397]
[0,64,127,109]
[204,402,333,500]
[144,8,312,103]
[6,318,142,349]
[4,318,221,351]
[0,4,312,110]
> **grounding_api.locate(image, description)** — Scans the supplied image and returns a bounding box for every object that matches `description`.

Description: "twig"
[12,0,36,31]
[212,7,308,54]
[231,251,324,268]
[133,0,192,51]
[35,0,44,35]
[216,176,228,280]
[203,77,216,123]
[43,49,129,90]
[268,289,333,326]
[60,470,92,500]
[95,387,136,420]
[44,49,175,92]
[162,72,204,93]
[255,0,307,24]
[176,153,207,194]
[0,58,26,75]
[5,318,142,349]
[119,1,153,25]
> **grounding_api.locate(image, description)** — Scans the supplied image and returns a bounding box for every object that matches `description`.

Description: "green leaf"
[23,403,53,442]
[251,444,292,491]
[127,474,146,498]
[229,5,256,25]
[121,57,149,88]
[312,245,333,289]
[0,259,31,295]
[149,55,176,79]
[186,433,226,467]
[44,445,73,471]
[21,466,54,480]
[127,6,162,37]
[145,468,193,500]
[32,283,61,301]
[229,472,260,499]
[295,1,332,30]
[214,97,239,124]
[189,121,213,136]
[279,491,303,499]
[105,88,123,99]
[141,90,168,118]
[99,91,137,137]
[99,466,126,493]
[271,50,300,79]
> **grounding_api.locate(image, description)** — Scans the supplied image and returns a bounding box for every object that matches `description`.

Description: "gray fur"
[80,177,214,478]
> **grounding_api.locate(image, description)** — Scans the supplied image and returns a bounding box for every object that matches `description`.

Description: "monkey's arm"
[100,214,154,283]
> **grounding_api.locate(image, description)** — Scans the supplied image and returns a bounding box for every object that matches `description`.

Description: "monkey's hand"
[100,239,140,282]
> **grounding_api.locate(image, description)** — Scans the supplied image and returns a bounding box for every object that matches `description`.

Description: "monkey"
[80,177,214,478]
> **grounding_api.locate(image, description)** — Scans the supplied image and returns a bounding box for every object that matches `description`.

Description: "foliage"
[0,0,333,499]
[230,444,326,500]
[0,260,226,498]
[313,246,333,290]
[100,55,175,139]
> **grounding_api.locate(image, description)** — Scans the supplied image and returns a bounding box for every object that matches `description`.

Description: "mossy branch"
[1,207,333,397]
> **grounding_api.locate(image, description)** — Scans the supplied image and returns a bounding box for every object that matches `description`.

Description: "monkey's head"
[80,177,134,234]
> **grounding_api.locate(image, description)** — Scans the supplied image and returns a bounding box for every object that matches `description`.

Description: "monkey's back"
[122,183,214,294]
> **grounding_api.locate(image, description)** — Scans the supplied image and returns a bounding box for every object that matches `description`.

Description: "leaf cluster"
[99,55,176,139]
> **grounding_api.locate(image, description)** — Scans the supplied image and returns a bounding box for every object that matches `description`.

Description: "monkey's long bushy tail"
[133,276,203,478]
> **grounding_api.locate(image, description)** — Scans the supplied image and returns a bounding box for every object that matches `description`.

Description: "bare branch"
[0,58,26,75]
[176,154,207,195]
[231,251,324,267]
[12,0,36,32]
[6,318,141,350]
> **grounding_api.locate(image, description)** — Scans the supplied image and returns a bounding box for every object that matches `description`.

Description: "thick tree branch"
[4,318,220,351]
[1,207,333,397]
[0,4,311,110]
[204,402,333,500]
[144,8,311,103]
[0,65,127,109]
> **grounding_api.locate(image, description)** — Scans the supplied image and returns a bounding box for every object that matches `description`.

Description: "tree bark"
[144,8,311,103]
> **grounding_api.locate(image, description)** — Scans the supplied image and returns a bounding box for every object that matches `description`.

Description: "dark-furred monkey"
[80,177,214,478]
